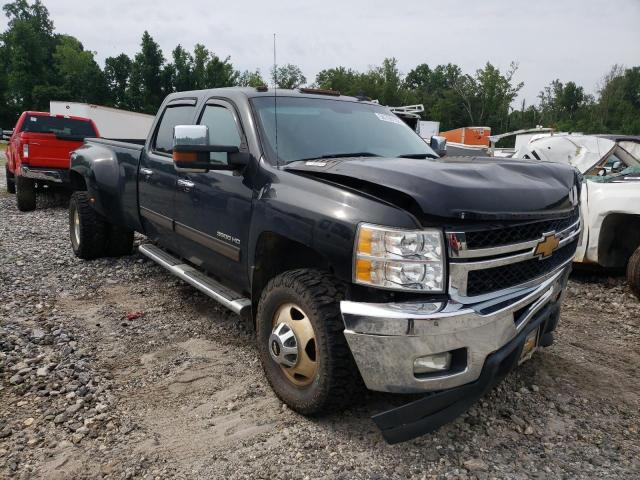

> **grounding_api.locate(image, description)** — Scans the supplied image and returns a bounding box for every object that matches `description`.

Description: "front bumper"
[341,266,569,394]
[340,265,570,443]
[20,166,69,184]
[372,303,559,444]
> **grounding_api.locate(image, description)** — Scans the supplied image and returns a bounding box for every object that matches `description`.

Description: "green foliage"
[52,35,107,104]
[0,0,56,124]
[271,63,306,89]
[237,69,266,88]
[104,54,132,108]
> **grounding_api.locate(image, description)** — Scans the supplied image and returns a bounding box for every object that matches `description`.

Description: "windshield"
[251,96,437,164]
[22,115,97,138]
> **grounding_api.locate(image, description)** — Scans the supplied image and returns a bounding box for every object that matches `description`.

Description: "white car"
[515,134,640,297]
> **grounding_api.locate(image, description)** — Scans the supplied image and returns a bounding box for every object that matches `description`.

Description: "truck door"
[173,99,253,292]
[139,99,196,250]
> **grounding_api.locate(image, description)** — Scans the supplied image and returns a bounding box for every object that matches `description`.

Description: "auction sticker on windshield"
[375,113,404,125]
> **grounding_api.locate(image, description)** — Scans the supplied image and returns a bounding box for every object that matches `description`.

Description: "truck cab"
[67,87,581,443]
[5,111,99,211]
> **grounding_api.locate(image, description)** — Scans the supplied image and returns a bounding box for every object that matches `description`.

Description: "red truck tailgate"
[23,133,84,168]
[19,114,99,169]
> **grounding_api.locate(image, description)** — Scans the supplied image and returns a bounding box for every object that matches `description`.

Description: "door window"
[154,105,196,154]
[199,105,242,165]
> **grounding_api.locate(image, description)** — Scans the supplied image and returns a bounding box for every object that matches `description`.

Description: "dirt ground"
[1,163,639,479]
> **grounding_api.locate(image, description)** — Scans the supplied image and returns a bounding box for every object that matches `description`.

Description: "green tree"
[51,34,107,104]
[237,69,266,87]
[128,31,164,114]
[171,45,194,92]
[104,53,132,108]
[0,0,56,124]
[404,63,467,130]
[205,53,238,88]
[192,43,209,89]
[315,66,361,94]
[454,62,523,132]
[597,65,640,134]
[271,63,306,89]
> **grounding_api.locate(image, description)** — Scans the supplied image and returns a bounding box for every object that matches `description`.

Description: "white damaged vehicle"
[516,134,640,297]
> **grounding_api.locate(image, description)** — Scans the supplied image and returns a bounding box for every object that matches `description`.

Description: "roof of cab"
[163,87,375,105]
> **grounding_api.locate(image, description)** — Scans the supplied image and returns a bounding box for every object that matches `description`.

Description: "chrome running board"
[138,244,251,317]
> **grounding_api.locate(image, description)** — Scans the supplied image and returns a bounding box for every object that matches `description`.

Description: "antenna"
[273,33,279,168]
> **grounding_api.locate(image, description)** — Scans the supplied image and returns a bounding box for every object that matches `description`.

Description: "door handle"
[177,179,195,191]
[140,168,153,178]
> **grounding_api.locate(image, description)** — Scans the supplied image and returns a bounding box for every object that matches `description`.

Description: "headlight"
[354,223,445,292]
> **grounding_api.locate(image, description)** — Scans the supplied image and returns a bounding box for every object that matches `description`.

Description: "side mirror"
[430,135,447,157]
[611,160,622,173]
[172,125,245,172]
[597,168,607,177]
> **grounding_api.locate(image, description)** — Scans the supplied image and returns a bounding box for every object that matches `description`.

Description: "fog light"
[413,352,452,374]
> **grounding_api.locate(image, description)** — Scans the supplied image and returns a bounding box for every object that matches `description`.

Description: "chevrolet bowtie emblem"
[534,233,560,259]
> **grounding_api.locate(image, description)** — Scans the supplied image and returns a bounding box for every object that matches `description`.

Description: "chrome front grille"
[447,210,581,302]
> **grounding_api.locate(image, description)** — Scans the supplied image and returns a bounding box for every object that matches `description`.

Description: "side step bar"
[138,244,252,317]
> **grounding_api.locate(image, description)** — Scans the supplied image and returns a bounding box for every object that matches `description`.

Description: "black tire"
[16,176,36,211]
[5,165,16,194]
[106,224,134,257]
[256,269,363,415]
[69,191,108,259]
[627,246,640,299]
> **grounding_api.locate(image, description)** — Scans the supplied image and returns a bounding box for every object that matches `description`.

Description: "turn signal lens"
[354,224,444,292]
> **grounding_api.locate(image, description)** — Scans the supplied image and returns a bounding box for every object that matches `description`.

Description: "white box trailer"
[49,101,154,140]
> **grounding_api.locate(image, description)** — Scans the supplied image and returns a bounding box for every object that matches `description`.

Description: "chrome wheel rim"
[270,303,318,387]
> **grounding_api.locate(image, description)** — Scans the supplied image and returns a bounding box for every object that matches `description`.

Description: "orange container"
[440,127,491,146]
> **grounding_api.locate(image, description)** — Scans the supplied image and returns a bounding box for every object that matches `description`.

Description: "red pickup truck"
[5,111,99,211]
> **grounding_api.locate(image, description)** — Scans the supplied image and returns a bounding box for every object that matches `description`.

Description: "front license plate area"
[518,327,540,365]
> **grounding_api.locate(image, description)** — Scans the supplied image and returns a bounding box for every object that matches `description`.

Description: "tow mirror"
[172,125,246,172]
[430,135,447,157]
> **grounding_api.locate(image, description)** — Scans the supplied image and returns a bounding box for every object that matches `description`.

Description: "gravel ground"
[1,162,639,479]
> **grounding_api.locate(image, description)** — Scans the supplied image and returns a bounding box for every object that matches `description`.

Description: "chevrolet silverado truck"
[516,134,640,298]
[5,111,99,211]
[67,87,582,443]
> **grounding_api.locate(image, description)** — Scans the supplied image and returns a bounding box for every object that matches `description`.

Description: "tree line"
[1,0,639,137]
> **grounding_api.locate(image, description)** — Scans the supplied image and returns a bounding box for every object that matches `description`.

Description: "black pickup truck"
[68,87,582,443]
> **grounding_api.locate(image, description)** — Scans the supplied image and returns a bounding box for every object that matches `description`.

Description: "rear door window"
[153,105,196,154]
[22,115,97,138]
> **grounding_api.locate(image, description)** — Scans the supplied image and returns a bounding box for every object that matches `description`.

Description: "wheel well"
[251,232,331,320]
[598,213,640,268]
[69,170,87,191]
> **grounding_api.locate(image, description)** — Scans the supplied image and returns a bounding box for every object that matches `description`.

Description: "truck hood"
[285,156,578,220]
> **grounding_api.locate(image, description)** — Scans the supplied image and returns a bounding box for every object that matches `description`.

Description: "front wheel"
[627,246,640,299]
[256,269,362,415]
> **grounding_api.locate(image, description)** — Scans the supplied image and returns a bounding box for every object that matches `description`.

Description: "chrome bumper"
[20,166,68,184]
[341,265,570,394]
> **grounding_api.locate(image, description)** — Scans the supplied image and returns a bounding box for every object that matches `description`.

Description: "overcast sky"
[2,0,639,105]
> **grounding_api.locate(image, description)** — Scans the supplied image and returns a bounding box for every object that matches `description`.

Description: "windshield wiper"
[398,153,439,159]
[297,152,381,162]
